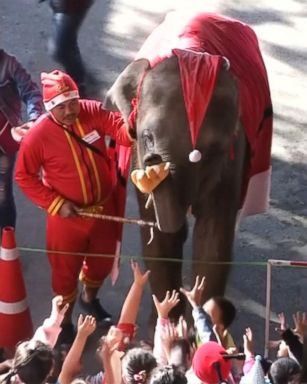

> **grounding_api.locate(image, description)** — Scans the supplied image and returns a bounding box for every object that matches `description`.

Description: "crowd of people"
[0,264,306,383]
[0,1,306,383]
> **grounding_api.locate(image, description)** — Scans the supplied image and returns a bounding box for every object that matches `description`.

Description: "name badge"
[82,130,101,144]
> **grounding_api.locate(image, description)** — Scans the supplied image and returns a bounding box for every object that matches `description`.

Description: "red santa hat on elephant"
[41,70,80,111]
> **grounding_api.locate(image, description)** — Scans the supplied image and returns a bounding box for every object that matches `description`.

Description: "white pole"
[264,260,272,358]
[269,259,291,267]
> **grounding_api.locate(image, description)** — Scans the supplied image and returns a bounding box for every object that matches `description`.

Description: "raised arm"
[118,260,150,325]
[152,290,180,365]
[94,105,133,146]
[32,296,69,348]
[180,276,215,344]
[59,315,96,384]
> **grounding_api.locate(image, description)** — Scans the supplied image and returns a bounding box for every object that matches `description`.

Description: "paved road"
[1,0,307,370]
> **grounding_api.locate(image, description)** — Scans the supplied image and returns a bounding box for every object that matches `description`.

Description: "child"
[180,276,236,352]
[59,260,151,384]
[203,296,236,351]
[0,340,54,384]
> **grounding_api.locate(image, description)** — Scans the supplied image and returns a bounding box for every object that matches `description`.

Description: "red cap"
[192,342,231,384]
[41,70,79,111]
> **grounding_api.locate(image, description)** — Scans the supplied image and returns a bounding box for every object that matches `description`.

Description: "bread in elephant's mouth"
[131,162,170,194]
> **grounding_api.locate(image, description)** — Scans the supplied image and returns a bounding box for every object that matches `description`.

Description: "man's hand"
[58,201,79,218]
[77,314,96,338]
[180,276,205,309]
[152,290,180,319]
[131,260,151,287]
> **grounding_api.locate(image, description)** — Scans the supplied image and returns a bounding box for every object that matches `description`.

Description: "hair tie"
[133,370,147,383]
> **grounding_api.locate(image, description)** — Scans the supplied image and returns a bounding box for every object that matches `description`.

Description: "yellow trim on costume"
[76,119,102,202]
[50,197,65,215]
[48,196,62,215]
[79,270,102,288]
[64,130,88,205]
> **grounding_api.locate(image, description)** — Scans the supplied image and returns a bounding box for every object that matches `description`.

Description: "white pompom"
[189,149,202,162]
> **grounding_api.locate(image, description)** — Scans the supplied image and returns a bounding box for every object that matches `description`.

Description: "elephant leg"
[192,129,247,302]
[137,190,188,329]
[192,200,236,303]
[193,121,248,300]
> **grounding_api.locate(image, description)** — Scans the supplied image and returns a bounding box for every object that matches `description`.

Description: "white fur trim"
[44,90,79,111]
[189,149,202,162]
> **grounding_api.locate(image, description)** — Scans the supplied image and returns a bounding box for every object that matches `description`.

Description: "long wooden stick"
[77,210,158,228]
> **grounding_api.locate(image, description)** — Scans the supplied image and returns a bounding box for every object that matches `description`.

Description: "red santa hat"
[172,49,224,163]
[192,342,231,384]
[41,70,80,111]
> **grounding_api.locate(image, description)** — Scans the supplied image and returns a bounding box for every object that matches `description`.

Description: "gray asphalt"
[1,0,307,372]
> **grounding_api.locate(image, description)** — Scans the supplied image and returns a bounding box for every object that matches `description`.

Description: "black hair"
[269,357,301,384]
[122,348,157,384]
[187,326,197,348]
[149,365,187,384]
[212,296,236,328]
[260,357,272,375]
[0,340,54,384]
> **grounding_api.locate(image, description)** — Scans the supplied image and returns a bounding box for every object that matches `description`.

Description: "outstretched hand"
[176,315,188,339]
[243,327,254,358]
[161,322,177,362]
[131,260,151,287]
[277,312,287,332]
[152,290,180,319]
[77,314,96,338]
[180,276,205,309]
[292,311,307,343]
[52,295,69,318]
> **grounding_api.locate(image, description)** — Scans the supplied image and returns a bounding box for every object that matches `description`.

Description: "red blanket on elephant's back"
[115,11,272,228]
[116,11,273,223]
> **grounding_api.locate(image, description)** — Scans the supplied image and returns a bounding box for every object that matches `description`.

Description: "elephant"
[104,11,273,323]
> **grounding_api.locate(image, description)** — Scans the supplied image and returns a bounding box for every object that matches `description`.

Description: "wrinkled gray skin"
[104,56,247,325]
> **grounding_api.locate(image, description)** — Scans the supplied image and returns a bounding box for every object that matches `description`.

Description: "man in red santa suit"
[15,69,132,343]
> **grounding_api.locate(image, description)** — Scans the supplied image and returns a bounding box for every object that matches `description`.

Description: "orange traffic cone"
[0,227,33,350]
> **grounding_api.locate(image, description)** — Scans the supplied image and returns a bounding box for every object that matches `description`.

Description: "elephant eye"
[142,129,155,151]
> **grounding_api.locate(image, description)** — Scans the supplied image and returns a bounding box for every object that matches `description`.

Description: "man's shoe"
[79,296,113,325]
[55,323,76,347]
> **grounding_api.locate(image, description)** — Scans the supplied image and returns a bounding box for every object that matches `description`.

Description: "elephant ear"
[103,59,150,122]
